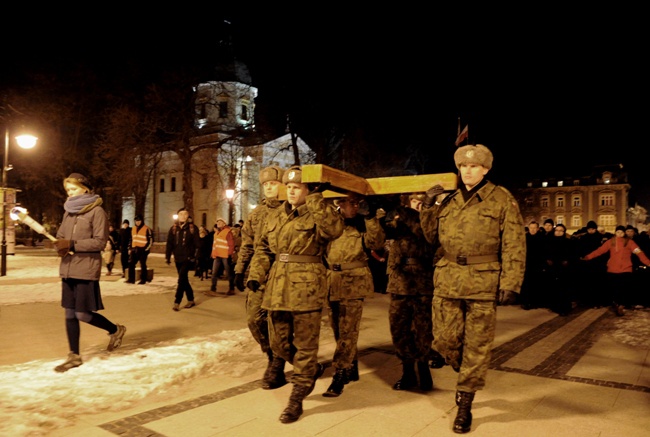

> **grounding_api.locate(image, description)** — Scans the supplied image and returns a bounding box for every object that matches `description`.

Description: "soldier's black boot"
[348,359,359,382]
[262,356,287,390]
[279,384,310,423]
[417,360,433,391]
[453,391,475,434]
[392,361,417,390]
[323,368,348,397]
[261,350,274,386]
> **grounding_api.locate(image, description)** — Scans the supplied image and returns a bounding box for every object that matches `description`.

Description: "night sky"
[3,8,649,206]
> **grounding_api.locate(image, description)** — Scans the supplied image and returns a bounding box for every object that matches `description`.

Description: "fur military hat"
[454,144,493,170]
[259,166,285,184]
[282,165,303,184]
[63,173,93,192]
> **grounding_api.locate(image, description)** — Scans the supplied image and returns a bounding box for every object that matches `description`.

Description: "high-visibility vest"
[132,225,151,248]
[211,227,232,258]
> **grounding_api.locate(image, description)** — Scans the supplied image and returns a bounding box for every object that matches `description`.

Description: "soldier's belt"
[277,253,322,263]
[328,260,368,271]
[443,251,499,266]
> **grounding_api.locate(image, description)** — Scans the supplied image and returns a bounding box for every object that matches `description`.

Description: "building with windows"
[512,164,630,235]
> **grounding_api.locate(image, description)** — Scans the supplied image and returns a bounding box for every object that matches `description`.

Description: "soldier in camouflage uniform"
[383,193,437,393]
[322,193,386,397]
[233,166,285,389]
[420,144,526,434]
[246,165,344,424]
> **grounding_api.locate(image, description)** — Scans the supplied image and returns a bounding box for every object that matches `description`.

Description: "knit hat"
[216,217,227,224]
[122,219,130,225]
[63,173,93,192]
[543,218,555,226]
[259,166,285,184]
[134,215,143,222]
[615,225,626,232]
[282,165,303,184]
[586,220,597,229]
[454,144,493,170]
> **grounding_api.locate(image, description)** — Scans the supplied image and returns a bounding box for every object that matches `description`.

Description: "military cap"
[282,165,303,184]
[259,166,285,184]
[454,144,493,170]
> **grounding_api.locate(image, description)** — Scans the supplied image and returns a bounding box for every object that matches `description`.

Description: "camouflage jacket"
[420,180,526,300]
[248,193,344,311]
[234,197,282,275]
[384,206,435,295]
[325,215,386,300]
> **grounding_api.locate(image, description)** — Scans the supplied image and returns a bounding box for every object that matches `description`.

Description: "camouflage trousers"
[327,298,364,371]
[389,293,433,362]
[246,287,270,353]
[268,309,323,387]
[432,296,497,392]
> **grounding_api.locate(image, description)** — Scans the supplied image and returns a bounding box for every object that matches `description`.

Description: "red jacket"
[583,236,650,273]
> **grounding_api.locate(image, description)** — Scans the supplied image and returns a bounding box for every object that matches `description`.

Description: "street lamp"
[225,188,235,226]
[2,127,38,276]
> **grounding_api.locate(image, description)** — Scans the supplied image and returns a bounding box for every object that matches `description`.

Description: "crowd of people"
[52,145,650,434]
[521,218,650,316]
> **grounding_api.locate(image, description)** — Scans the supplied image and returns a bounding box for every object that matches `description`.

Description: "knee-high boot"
[262,355,287,390]
[417,360,433,391]
[392,360,417,390]
[453,391,475,434]
[279,384,311,423]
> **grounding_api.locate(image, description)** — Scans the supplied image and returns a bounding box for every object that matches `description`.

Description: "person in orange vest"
[207,218,235,295]
[127,214,153,285]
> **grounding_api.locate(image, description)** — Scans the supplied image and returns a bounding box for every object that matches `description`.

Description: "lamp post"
[2,128,38,276]
[225,188,235,226]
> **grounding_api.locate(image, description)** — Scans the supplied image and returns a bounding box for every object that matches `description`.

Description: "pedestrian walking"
[166,208,201,311]
[53,173,126,372]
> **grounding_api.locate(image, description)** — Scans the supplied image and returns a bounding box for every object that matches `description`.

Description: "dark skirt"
[61,278,105,312]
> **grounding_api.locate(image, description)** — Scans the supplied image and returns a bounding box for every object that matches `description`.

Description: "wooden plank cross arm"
[300,164,458,196]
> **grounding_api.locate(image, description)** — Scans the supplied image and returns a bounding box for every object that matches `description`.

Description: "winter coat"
[57,204,108,281]
[234,197,282,275]
[420,180,526,300]
[325,215,386,300]
[583,236,650,273]
[211,227,234,258]
[383,206,435,296]
[248,192,344,311]
[165,222,200,263]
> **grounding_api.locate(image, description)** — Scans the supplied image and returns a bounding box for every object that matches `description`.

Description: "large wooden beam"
[301,164,457,197]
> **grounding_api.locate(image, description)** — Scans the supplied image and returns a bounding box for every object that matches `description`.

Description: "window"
[602,171,612,184]
[572,215,581,228]
[557,180,564,187]
[159,178,165,193]
[600,193,614,206]
[573,179,580,186]
[542,181,548,188]
[600,215,616,227]
[219,101,228,118]
[525,197,533,207]
[556,195,565,207]
[201,174,208,189]
[541,196,549,207]
[171,177,177,192]
[241,104,249,121]
[556,215,564,225]
[201,213,207,227]
[572,195,581,207]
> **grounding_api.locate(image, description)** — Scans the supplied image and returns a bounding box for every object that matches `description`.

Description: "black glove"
[357,198,377,218]
[235,273,246,291]
[307,182,331,194]
[246,280,260,292]
[423,184,445,208]
[497,290,518,306]
[54,239,71,257]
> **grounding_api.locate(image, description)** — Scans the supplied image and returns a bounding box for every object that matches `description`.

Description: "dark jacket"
[165,222,200,263]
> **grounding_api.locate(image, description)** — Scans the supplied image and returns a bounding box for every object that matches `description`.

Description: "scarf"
[64,193,103,214]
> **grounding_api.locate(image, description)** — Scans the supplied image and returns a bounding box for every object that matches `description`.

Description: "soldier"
[420,144,526,434]
[322,193,386,397]
[233,165,285,389]
[246,165,344,424]
[383,193,436,393]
